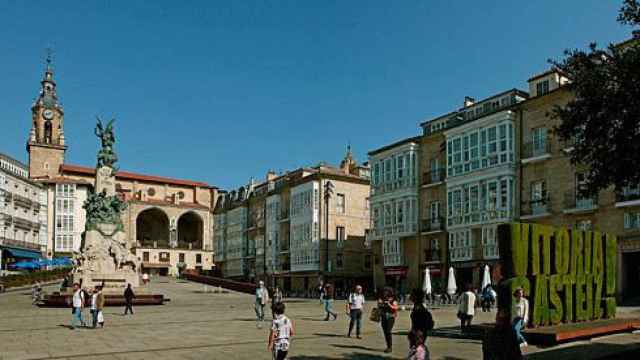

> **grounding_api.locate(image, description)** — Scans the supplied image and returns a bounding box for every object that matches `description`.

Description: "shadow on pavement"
[331,344,380,352]
[428,325,485,340]
[289,352,390,360]
[524,342,640,360]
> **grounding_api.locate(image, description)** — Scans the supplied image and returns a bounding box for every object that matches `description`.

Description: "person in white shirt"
[346,285,365,338]
[457,284,476,332]
[268,302,294,360]
[512,287,529,347]
[255,281,270,327]
[71,283,85,329]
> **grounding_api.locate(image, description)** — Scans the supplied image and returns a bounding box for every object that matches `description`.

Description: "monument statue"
[73,117,140,291]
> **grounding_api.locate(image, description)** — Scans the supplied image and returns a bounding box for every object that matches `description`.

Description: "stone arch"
[136,207,170,247]
[177,211,203,248]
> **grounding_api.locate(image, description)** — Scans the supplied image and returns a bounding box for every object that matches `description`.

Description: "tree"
[550,0,640,195]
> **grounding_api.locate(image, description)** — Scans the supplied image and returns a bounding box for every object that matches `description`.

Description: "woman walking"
[323,283,337,321]
[377,287,398,353]
[512,287,529,348]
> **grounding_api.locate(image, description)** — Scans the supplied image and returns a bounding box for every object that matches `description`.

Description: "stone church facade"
[27,63,220,276]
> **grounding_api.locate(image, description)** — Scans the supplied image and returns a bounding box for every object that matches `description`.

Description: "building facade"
[25,63,220,276]
[368,137,421,293]
[518,68,640,301]
[0,153,48,272]
[214,149,372,295]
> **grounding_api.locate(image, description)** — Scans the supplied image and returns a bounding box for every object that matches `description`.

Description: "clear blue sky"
[0,1,631,189]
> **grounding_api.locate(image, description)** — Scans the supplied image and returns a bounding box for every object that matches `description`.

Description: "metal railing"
[521,196,551,216]
[420,217,445,232]
[564,191,598,211]
[0,237,42,251]
[522,139,552,159]
[616,188,640,203]
[422,168,446,186]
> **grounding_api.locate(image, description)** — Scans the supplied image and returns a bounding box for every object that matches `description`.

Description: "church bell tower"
[27,54,67,179]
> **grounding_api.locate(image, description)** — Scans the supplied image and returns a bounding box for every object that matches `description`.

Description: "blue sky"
[0,1,631,189]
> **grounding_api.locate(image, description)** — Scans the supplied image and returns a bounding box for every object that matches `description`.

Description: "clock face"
[43,109,54,120]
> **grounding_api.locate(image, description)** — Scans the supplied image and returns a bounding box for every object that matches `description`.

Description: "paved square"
[1,278,639,360]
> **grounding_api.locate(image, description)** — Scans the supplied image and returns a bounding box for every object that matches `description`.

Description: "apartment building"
[0,152,48,272]
[517,68,640,301]
[368,137,421,292]
[213,149,372,294]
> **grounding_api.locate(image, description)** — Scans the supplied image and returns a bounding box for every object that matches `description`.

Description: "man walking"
[123,283,135,315]
[346,285,365,338]
[255,280,269,328]
[91,286,105,328]
[71,283,85,329]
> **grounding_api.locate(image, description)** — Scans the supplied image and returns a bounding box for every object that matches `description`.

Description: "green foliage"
[605,297,617,318]
[0,267,70,288]
[584,232,593,274]
[575,274,587,321]
[532,274,550,326]
[618,0,640,25]
[551,0,640,195]
[563,275,576,323]
[571,230,584,275]
[530,224,540,276]
[554,228,570,275]
[593,273,604,320]
[592,232,604,275]
[605,234,617,296]
[549,274,564,325]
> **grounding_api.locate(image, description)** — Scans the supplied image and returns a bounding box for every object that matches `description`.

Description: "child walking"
[268,302,294,360]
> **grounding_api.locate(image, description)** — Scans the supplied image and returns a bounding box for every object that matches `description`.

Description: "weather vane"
[45,47,55,70]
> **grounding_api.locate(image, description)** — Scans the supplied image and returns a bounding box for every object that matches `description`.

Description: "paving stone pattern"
[1,278,639,360]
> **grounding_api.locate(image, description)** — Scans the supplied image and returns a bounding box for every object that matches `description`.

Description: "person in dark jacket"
[123,284,135,315]
[409,289,434,348]
[482,308,523,360]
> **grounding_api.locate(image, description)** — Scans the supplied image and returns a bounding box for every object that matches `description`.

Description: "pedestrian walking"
[96,286,105,328]
[377,287,399,353]
[90,287,98,328]
[346,285,365,338]
[268,302,294,360]
[409,288,434,349]
[407,330,427,360]
[71,283,85,329]
[511,287,529,348]
[482,308,523,360]
[457,284,476,332]
[255,280,270,327]
[322,283,337,321]
[271,286,283,318]
[123,283,135,315]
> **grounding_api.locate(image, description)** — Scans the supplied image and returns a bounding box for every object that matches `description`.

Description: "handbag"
[369,307,381,322]
[97,311,104,323]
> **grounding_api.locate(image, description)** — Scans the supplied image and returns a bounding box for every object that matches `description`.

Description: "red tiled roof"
[32,176,92,185]
[60,164,214,188]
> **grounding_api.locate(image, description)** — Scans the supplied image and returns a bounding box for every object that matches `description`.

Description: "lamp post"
[323,180,334,274]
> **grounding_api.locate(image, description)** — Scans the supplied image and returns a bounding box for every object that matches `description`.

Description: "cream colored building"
[25,64,220,277]
[214,149,373,295]
[0,153,48,273]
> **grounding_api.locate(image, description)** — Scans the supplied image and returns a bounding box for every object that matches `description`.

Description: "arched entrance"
[177,211,203,249]
[136,208,170,247]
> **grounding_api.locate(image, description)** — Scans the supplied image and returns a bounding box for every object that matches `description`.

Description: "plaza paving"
[1,278,639,360]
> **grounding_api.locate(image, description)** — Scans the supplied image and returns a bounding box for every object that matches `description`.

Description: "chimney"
[463,96,476,108]
[266,170,277,181]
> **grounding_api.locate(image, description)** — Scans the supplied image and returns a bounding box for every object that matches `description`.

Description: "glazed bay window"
[448,177,514,226]
[449,230,472,262]
[624,213,640,230]
[383,238,402,266]
[482,225,499,259]
[447,121,514,177]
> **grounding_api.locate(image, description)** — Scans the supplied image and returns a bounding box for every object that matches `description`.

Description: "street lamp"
[324,180,334,274]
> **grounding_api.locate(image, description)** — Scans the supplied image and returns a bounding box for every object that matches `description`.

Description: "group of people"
[69,282,137,330]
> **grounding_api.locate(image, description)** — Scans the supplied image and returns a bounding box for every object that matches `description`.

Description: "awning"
[2,247,42,259]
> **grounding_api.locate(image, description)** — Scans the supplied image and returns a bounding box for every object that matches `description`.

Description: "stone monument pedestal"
[73,223,140,293]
